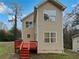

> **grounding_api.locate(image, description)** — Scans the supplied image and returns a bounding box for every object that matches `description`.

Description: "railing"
[29,41,37,50]
[20,41,23,50]
[19,41,37,50]
[14,39,23,53]
[14,40,37,54]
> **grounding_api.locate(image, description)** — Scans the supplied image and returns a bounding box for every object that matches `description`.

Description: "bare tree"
[63,3,79,49]
[0,21,7,31]
[8,3,22,40]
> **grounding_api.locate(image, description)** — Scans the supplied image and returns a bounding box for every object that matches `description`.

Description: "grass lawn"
[31,49,79,59]
[0,42,15,59]
[0,42,79,59]
[0,46,7,55]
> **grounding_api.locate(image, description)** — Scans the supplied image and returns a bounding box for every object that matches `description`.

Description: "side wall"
[73,37,79,52]
[37,2,64,53]
[22,13,35,41]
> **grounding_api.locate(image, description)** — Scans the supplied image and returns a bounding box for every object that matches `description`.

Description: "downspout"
[33,6,37,41]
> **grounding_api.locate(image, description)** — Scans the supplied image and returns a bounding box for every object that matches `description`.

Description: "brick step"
[20,50,29,51]
[20,51,29,54]
[20,57,29,59]
[21,49,28,51]
[22,47,28,49]
[20,53,29,54]
[22,46,28,48]
[21,48,28,50]
[20,54,29,56]
[20,49,29,51]
[20,56,29,58]
[20,55,29,57]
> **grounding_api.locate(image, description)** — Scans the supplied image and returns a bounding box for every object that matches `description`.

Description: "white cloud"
[0,2,22,30]
[71,2,79,8]
[8,16,15,20]
[72,4,77,8]
[8,15,15,26]
[0,3,6,13]
[0,2,12,14]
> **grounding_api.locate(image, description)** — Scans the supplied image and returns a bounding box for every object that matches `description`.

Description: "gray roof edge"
[22,12,34,21]
[50,0,66,10]
[72,34,79,39]
[22,0,66,21]
[36,0,66,10]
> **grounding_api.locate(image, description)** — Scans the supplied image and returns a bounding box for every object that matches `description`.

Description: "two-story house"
[22,0,66,53]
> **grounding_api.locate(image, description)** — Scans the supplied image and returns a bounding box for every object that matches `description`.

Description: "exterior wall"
[22,13,35,41]
[73,37,79,52]
[37,2,63,53]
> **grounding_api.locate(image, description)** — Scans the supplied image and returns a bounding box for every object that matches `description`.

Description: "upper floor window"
[26,21,32,28]
[44,32,56,43]
[44,10,56,22]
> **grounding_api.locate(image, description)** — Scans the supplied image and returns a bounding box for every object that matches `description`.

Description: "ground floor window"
[44,32,56,43]
[27,34,30,38]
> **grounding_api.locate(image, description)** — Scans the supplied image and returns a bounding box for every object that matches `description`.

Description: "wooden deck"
[15,40,37,52]
[14,40,37,59]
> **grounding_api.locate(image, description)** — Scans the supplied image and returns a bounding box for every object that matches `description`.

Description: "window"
[27,34,30,38]
[44,32,56,43]
[51,33,56,42]
[44,10,56,22]
[44,33,49,42]
[26,21,32,28]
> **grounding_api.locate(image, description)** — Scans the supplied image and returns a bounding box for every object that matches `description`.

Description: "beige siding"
[73,37,79,52]
[22,13,35,41]
[37,2,63,53]
[22,1,64,53]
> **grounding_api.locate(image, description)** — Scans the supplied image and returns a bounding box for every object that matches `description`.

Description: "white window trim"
[43,31,57,44]
[43,9,56,22]
[26,21,33,29]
